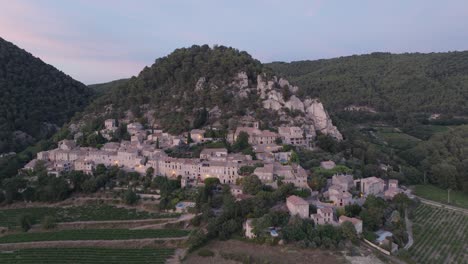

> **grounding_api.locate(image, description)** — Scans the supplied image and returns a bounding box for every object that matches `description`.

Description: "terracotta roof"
[339,215,362,225]
[287,195,308,205]
[319,207,333,214]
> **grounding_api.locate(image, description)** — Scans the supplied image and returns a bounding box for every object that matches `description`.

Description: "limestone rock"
[257,74,343,141]
[257,74,268,99]
[232,71,249,89]
[284,95,304,112]
[263,98,283,111]
[278,78,289,88]
[304,99,343,140]
[195,77,206,91]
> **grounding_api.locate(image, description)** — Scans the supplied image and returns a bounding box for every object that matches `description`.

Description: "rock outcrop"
[254,73,343,140]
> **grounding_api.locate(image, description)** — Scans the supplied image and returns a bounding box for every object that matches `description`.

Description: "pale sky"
[1,0,467,84]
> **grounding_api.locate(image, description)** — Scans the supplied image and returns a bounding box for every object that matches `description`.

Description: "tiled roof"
[287,195,308,205]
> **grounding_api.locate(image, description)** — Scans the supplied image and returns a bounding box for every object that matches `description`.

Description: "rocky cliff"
[235,72,343,140]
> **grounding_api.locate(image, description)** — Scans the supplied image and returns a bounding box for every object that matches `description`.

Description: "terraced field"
[408,204,468,264]
[0,229,189,243]
[0,204,178,227]
[0,247,174,263]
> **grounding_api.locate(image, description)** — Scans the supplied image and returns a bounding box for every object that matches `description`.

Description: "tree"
[146,167,155,178]
[345,203,362,217]
[238,165,255,176]
[341,221,358,243]
[123,189,139,205]
[290,150,299,164]
[187,229,208,251]
[193,108,208,129]
[232,132,250,152]
[18,214,33,232]
[392,193,412,215]
[242,175,262,195]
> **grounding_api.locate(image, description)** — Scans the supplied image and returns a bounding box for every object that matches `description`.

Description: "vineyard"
[0,229,190,243]
[408,204,468,264]
[0,204,178,227]
[0,247,174,263]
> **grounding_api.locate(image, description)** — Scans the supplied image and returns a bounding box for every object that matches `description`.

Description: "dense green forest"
[88,78,129,96]
[268,51,468,116]
[399,125,468,192]
[0,37,93,153]
[85,45,268,134]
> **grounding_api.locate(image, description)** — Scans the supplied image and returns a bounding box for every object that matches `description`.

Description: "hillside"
[82,45,341,138]
[0,37,93,153]
[88,78,129,96]
[267,51,468,117]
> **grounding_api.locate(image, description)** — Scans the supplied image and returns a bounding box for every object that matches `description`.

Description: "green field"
[0,247,174,263]
[413,185,468,209]
[0,229,189,243]
[408,204,468,264]
[0,204,178,228]
[376,130,421,150]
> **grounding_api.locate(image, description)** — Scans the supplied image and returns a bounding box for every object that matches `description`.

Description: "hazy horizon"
[1,0,467,84]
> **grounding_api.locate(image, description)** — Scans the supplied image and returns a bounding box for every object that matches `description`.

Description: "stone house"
[339,215,363,234]
[58,140,76,151]
[127,122,143,135]
[190,129,206,143]
[325,185,353,207]
[358,176,385,196]
[311,207,335,225]
[331,174,354,191]
[200,148,228,161]
[74,158,95,174]
[278,126,312,147]
[384,179,401,199]
[231,126,278,145]
[286,195,309,219]
[104,119,118,131]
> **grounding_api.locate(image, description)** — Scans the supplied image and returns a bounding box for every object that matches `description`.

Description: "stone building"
[286,195,309,219]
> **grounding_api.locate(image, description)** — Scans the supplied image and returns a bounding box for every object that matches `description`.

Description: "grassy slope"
[413,185,468,209]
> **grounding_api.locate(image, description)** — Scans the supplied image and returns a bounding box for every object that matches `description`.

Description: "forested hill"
[0,37,93,153]
[85,45,267,134]
[267,51,468,115]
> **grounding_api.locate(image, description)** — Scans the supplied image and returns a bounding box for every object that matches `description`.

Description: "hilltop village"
[23,116,406,253]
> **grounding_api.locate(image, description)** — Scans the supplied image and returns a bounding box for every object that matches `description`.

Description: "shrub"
[41,216,57,230]
[123,189,139,205]
[18,214,33,232]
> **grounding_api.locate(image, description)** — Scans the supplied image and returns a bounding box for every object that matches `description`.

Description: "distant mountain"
[81,45,341,138]
[0,37,93,153]
[267,51,468,117]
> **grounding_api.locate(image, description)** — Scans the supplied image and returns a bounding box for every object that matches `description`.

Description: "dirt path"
[0,237,188,250]
[166,248,187,264]
[131,214,195,230]
[404,208,414,250]
[416,197,468,214]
